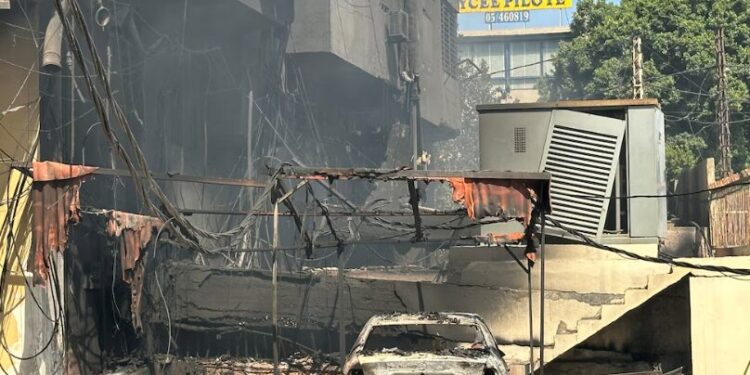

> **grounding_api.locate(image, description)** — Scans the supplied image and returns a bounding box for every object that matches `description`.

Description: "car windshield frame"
[361,323,487,353]
[350,314,500,356]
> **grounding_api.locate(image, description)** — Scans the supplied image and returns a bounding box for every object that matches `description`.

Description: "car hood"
[356,351,493,375]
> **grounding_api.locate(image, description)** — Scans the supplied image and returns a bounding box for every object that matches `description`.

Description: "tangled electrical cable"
[54,0,285,253]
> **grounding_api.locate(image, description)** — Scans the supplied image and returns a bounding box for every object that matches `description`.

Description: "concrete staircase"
[499,269,690,374]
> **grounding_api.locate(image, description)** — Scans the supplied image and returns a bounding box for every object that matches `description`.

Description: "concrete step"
[508,363,530,375]
[544,270,691,366]
[552,332,579,355]
[575,317,601,338]
[498,344,540,366]
[647,269,689,290]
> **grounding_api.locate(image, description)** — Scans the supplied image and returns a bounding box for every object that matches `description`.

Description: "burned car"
[342,313,510,375]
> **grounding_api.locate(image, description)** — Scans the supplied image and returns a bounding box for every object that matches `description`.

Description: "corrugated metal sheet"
[446,178,536,223]
[31,161,97,282]
[709,167,750,190]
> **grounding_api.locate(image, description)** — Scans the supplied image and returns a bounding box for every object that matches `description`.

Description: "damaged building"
[2,1,750,375]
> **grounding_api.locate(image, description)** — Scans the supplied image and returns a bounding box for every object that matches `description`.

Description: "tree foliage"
[665,132,708,181]
[540,0,750,178]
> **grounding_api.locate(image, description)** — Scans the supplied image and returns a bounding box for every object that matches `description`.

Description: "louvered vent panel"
[544,125,619,238]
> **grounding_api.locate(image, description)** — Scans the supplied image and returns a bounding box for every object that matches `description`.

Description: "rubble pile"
[197,355,339,375]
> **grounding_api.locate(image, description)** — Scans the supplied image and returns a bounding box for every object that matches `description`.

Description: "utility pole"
[716,26,732,177]
[632,36,644,99]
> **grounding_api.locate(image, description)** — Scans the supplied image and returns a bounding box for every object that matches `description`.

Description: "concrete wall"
[288,0,459,129]
[289,0,390,81]
[448,243,661,287]
[581,280,691,369]
[690,276,750,374]
[1,2,62,373]
[146,260,625,358]
[672,158,713,227]
[410,0,460,130]
[237,0,295,26]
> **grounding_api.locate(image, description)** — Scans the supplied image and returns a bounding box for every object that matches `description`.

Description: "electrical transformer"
[477,99,666,243]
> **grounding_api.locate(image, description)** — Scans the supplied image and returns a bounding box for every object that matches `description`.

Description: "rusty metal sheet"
[104,210,163,334]
[277,166,551,216]
[709,167,750,189]
[447,178,535,223]
[31,161,97,282]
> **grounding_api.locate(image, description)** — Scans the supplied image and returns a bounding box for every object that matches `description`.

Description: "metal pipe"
[42,11,64,70]
[528,258,534,375]
[69,52,75,163]
[271,180,308,375]
[272,202,279,375]
[539,212,546,374]
[337,245,346,365]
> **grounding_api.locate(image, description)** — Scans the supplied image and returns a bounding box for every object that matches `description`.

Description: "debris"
[343,312,510,375]
[105,210,163,334]
[31,161,98,282]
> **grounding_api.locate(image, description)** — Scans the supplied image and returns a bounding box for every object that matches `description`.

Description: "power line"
[546,216,750,277]
[549,175,750,201]
[644,65,716,83]
[464,58,554,81]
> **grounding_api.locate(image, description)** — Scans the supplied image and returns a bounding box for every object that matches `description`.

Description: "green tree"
[665,132,708,180]
[539,0,750,179]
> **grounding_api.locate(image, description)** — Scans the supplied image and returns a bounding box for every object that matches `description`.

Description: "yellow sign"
[459,0,573,13]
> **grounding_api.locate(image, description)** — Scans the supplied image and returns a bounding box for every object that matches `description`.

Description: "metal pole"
[338,245,346,365]
[716,26,732,177]
[411,83,419,170]
[272,202,279,375]
[539,212,546,374]
[271,180,307,375]
[632,36,643,99]
[527,259,534,375]
[69,52,75,163]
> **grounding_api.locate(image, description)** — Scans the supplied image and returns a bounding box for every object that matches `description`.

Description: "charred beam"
[12,163,267,188]
[407,180,424,242]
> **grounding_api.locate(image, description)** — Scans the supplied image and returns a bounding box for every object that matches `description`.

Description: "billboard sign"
[459,0,573,13]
